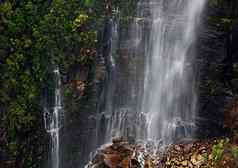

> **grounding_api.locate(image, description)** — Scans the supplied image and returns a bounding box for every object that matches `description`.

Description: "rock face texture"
[61,20,110,167]
[197,0,238,138]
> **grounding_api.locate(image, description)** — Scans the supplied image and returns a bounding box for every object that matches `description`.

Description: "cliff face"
[60,1,238,167]
[61,24,107,167]
[197,0,238,138]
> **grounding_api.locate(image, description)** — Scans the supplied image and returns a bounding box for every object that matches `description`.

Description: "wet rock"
[174,145,182,152]
[191,153,204,166]
[104,153,122,167]
[188,161,193,168]
[91,152,104,164]
[182,160,188,166]
[121,158,130,168]
[92,162,109,168]
[131,159,141,168]
[112,136,125,144]
[184,143,193,153]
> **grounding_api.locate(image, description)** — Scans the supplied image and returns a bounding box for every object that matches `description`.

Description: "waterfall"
[142,0,205,143]
[91,0,205,157]
[44,67,64,168]
[86,0,206,166]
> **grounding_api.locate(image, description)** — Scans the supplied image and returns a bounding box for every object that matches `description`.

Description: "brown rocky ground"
[87,137,238,168]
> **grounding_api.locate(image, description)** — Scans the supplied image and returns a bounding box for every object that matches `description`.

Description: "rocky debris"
[162,141,211,168]
[87,137,238,168]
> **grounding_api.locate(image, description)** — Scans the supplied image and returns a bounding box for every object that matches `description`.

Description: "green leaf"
[84,0,95,7]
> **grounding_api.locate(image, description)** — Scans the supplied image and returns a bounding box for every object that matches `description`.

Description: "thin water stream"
[44,68,64,168]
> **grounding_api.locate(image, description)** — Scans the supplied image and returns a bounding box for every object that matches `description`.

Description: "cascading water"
[95,18,119,146]
[44,68,64,168]
[95,15,147,146]
[87,0,205,165]
[142,0,205,143]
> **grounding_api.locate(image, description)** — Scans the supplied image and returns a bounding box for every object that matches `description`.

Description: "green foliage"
[203,152,209,162]
[206,80,218,96]
[211,139,229,163]
[72,13,89,31]
[84,0,95,7]
[208,16,234,29]
[208,0,238,29]
[0,0,106,167]
[231,146,238,159]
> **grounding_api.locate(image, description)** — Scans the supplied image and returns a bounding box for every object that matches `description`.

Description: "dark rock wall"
[197,0,238,138]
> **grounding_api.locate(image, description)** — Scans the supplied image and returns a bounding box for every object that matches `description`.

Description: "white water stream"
[142,0,205,143]
[44,68,64,168]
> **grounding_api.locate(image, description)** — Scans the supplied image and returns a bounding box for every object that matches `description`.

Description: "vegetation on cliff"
[0,0,105,167]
